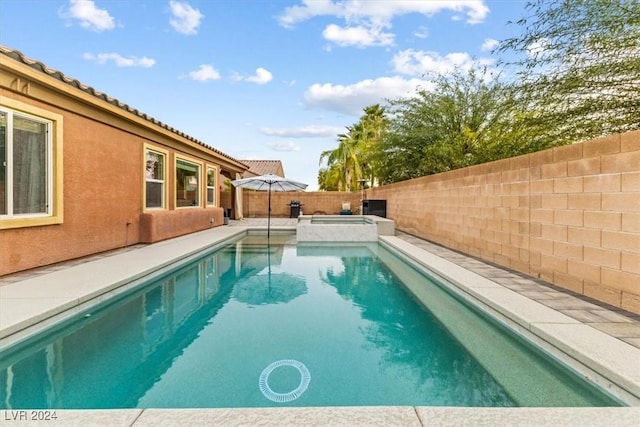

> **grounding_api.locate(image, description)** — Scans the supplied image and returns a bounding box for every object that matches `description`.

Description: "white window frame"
[144,146,167,210]
[206,165,217,207]
[0,106,54,221]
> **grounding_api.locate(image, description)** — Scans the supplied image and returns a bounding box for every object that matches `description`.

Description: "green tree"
[318,127,362,191]
[317,168,340,191]
[358,104,389,187]
[378,67,527,183]
[497,0,640,144]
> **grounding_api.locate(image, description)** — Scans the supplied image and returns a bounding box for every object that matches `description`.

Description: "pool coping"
[379,236,640,406]
[1,406,640,426]
[1,224,639,425]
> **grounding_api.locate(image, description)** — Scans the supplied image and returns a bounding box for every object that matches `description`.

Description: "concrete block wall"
[369,131,640,313]
[240,191,361,218]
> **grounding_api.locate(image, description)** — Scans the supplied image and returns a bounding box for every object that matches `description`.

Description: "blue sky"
[0,0,529,190]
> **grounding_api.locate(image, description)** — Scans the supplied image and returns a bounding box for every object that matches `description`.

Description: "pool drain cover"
[259,359,311,403]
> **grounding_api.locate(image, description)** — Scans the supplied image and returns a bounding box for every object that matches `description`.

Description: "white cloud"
[169,0,204,35]
[322,24,394,47]
[63,0,115,32]
[267,141,302,152]
[260,125,345,138]
[83,52,155,68]
[186,64,221,81]
[304,76,431,116]
[392,49,493,76]
[278,0,342,28]
[279,1,489,48]
[481,38,499,52]
[279,0,489,28]
[248,68,273,84]
[413,26,429,39]
[232,68,273,84]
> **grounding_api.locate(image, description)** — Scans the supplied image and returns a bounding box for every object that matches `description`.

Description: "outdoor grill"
[288,200,302,217]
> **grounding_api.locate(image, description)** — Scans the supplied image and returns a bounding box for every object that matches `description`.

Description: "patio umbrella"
[230,174,308,237]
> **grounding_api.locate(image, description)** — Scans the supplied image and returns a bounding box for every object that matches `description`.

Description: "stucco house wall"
[0,47,247,275]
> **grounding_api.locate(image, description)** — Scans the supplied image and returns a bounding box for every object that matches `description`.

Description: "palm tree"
[317,104,389,191]
[358,104,388,187]
[319,126,362,191]
[317,168,338,191]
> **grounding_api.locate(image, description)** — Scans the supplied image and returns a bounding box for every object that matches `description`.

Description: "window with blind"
[0,107,51,218]
[145,149,166,209]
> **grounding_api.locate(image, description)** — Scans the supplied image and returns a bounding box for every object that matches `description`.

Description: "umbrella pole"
[267,239,271,290]
[267,184,272,239]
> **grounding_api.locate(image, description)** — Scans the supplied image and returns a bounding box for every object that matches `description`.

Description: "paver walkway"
[394,231,640,350]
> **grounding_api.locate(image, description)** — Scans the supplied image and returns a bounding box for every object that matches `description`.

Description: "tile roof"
[0,45,246,168]
[241,160,284,177]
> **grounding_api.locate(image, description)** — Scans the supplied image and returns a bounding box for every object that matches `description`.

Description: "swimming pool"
[0,234,619,408]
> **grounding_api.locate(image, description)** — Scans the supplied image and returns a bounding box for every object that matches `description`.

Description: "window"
[0,102,62,229]
[206,166,217,206]
[176,158,200,207]
[145,148,166,209]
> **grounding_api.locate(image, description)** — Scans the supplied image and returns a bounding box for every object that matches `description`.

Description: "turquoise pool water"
[0,235,618,408]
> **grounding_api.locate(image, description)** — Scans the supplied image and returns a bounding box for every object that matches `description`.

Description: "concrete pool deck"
[1,218,639,425]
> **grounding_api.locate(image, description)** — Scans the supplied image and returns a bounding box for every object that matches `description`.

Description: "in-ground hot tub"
[296,215,394,242]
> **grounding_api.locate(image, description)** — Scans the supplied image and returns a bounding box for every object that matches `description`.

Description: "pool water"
[0,235,618,408]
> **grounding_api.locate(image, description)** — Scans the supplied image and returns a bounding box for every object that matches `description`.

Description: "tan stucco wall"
[0,68,241,275]
[0,92,138,274]
[140,208,223,243]
[0,91,227,275]
[367,131,639,313]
